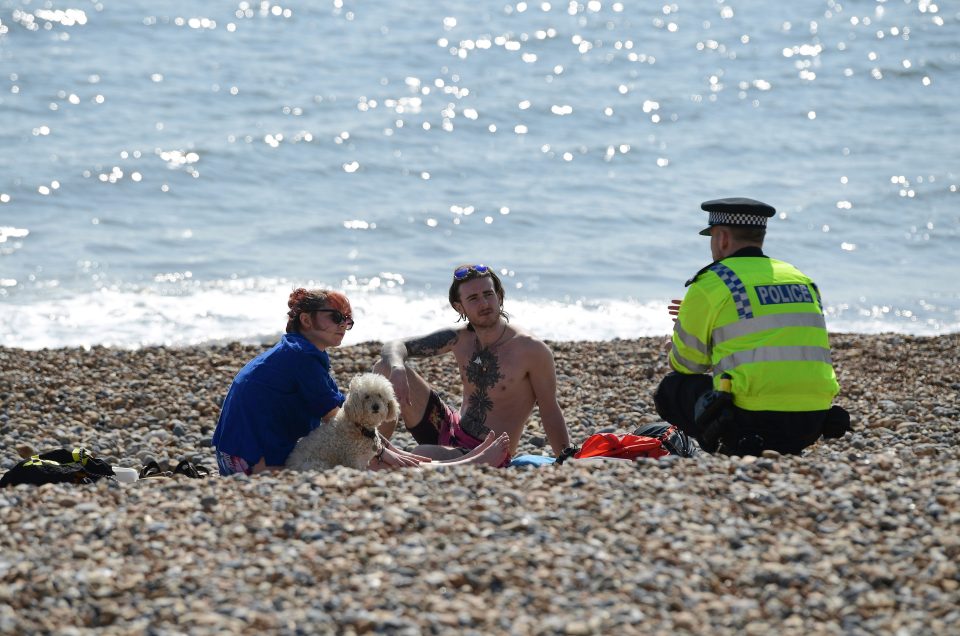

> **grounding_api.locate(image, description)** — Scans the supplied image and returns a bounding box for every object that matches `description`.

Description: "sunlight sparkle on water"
[34,9,87,26]
[0,227,29,243]
[158,150,200,166]
[154,271,193,283]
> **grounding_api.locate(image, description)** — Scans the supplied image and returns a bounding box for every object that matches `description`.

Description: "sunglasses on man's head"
[453,264,490,280]
[312,308,354,329]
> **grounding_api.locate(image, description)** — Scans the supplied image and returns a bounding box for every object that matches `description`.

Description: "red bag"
[573,433,669,460]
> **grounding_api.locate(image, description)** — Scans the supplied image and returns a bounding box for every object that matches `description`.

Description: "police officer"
[653,197,849,455]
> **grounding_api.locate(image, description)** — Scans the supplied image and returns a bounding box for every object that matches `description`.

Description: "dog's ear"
[349,375,363,392]
[376,375,396,399]
[374,376,400,422]
[343,386,363,422]
[386,392,399,423]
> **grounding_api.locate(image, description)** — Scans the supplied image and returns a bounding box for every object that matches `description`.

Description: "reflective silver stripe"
[709,262,753,319]
[714,345,833,374]
[671,343,712,374]
[712,312,827,346]
[674,320,710,357]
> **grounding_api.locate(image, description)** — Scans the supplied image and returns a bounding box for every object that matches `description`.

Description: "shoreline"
[4,296,957,351]
[1,333,958,633]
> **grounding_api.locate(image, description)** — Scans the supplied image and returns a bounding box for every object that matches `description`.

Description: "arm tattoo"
[404,329,458,358]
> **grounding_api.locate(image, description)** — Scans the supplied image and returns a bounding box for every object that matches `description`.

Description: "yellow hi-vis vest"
[669,256,839,412]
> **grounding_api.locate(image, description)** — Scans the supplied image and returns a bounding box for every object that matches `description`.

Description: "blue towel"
[509,454,556,467]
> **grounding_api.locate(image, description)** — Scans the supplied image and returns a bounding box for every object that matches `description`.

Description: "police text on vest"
[754,284,813,305]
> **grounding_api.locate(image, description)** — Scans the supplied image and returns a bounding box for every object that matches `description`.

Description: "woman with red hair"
[212,288,509,475]
[212,288,368,475]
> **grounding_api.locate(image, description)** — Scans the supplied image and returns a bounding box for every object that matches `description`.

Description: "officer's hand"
[668,299,682,321]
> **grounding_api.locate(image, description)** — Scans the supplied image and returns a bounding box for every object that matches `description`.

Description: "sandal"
[138,460,172,479]
[173,459,210,479]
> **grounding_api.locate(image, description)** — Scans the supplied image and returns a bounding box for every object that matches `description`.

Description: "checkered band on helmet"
[708,211,768,228]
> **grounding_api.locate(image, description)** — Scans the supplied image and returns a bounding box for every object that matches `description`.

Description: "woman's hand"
[372,448,421,470]
[369,437,433,470]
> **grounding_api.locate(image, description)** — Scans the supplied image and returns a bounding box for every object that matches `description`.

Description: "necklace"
[472,322,509,366]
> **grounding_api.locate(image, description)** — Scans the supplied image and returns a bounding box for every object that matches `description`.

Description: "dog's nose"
[371,404,380,412]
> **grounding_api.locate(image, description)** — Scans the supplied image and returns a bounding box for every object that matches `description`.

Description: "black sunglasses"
[311,309,354,329]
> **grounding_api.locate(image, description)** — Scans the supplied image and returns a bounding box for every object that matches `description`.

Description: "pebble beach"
[0,333,958,635]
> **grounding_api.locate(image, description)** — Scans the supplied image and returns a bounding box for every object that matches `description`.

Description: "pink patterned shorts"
[215,450,252,476]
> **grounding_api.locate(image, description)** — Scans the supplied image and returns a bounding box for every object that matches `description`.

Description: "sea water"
[1,0,958,349]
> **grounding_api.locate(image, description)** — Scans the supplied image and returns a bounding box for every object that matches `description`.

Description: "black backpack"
[0,448,114,488]
[632,423,698,458]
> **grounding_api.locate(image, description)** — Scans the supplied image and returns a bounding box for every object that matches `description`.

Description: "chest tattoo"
[461,346,504,439]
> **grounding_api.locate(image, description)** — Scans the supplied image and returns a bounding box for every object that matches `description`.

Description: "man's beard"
[469,310,501,329]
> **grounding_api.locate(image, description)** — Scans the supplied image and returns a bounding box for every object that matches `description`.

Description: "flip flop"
[138,460,172,479]
[173,459,210,479]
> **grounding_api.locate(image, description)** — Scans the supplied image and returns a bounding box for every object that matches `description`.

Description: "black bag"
[0,448,114,488]
[632,423,698,458]
[821,405,851,439]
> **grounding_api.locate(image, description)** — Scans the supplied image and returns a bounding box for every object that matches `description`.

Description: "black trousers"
[653,372,828,455]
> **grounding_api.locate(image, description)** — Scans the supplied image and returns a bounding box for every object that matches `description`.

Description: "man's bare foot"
[414,432,511,468]
[458,431,497,460]
[462,432,510,467]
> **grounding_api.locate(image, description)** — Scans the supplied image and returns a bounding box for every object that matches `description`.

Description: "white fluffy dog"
[286,373,399,471]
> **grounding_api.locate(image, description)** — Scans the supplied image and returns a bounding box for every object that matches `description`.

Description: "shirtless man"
[373,264,575,465]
